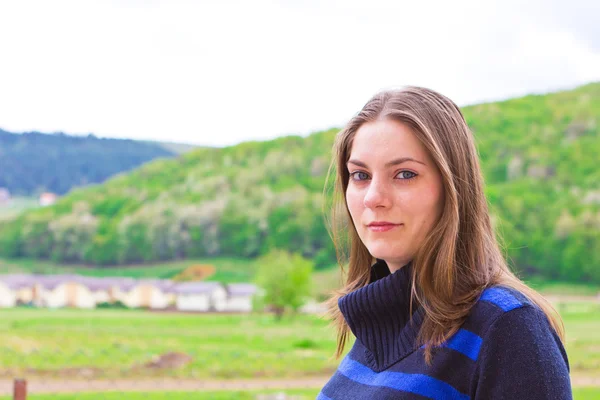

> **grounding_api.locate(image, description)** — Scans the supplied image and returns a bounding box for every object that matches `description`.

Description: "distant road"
[0,374,598,395]
[0,377,329,394]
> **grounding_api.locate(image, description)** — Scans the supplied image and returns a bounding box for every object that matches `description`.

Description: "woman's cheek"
[346,191,362,224]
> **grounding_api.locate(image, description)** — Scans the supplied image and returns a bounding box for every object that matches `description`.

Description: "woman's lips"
[367,224,401,232]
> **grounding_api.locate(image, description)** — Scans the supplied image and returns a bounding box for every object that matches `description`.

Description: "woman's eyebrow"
[347,157,426,168]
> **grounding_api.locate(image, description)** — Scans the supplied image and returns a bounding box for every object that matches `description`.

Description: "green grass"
[526,278,600,296]
[0,256,257,282]
[573,388,600,400]
[0,308,342,380]
[558,301,600,376]
[0,300,599,381]
[0,303,598,397]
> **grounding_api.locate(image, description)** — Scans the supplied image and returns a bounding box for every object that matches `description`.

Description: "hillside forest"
[0,82,598,282]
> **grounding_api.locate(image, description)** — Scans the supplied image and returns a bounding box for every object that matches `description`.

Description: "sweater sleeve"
[472,305,572,400]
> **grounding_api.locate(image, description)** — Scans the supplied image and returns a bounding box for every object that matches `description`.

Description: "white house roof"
[227,283,259,296]
[0,274,36,290]
[76,276,137,291]
[127,279,177,293]
[28,274,134,291]
[173,281,223,295]
[0,274,260,297]
[34,274,82,290]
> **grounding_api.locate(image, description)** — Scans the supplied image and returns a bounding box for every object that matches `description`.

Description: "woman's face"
[346,118,444,273]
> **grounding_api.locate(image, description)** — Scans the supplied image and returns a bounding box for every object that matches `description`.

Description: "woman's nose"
[363,179,392,209]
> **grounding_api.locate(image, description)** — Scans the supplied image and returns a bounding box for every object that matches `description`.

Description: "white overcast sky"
[0,0,598,147]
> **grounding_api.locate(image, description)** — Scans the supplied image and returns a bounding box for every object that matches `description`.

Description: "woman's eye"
[398,171,417,179]
[349,171,417,181]
[350,171,369,181]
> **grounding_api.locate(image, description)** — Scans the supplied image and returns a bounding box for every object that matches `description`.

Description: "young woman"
[318,87,572,399]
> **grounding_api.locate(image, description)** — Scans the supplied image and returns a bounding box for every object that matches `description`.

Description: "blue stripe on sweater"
[420,329,483,361]
[480,287,522,311]
[338,356,470,400]
[316,392,332,400]
[446,329,483,361]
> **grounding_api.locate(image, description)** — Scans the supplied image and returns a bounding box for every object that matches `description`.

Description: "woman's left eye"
[397,171,417,180]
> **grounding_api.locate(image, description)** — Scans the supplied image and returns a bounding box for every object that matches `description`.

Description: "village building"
[120,279,175,309]
[0,275,35,306]
[0,273,269,313]
[34,275,96,309]
[39,192,58,207]
[174,282,228,312]
[0,281,17,308]
[0,277,20,308]
[76,276,137,305]
[225,283,260,312]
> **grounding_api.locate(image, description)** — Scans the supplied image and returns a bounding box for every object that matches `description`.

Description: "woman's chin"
[367,248,403,262]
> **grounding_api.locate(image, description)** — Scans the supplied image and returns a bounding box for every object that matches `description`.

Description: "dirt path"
[571,375,600,387]
[0,377,329,395]
[0,375,597,395]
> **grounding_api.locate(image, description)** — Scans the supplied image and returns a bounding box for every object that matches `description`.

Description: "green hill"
[0,82,598,282]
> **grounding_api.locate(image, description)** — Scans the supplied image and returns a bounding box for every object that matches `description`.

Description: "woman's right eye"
[350,171,369,181]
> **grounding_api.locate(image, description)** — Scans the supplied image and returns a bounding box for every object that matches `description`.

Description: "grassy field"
[311,266,600,301]
[0,309,340,380]
[526,278,600,297]
[559,300,600,376]
[0,300,599,381]
[0,257,258,283]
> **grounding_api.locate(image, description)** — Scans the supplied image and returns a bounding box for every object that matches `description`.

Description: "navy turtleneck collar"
[337,258,425,372]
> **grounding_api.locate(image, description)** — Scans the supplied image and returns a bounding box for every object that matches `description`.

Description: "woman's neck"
[338,259,425,371]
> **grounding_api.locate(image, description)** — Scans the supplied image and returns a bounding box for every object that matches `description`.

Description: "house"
[120,279,174,309]
[77,276,137,304]
[0,281,17,308]
[39,192,58,207]
[0,278,18,308]
[174,282,227,312]
[159,280,178,306]
[35,275,96,309]
[0,274,35,305]
[0,272,267,313]
[225,283,260,312]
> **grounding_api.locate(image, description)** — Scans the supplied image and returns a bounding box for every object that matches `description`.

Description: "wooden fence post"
[13,379,27,400]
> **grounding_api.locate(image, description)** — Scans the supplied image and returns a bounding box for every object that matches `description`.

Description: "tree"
[254,249,314,320]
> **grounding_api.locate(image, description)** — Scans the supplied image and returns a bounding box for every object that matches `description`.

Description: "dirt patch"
[143,351,194,369]
[0,373,597,395]
[23,367,105,379]
[0,377,330,395]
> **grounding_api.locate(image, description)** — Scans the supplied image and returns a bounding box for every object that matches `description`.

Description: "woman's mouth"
[367,223,401,232]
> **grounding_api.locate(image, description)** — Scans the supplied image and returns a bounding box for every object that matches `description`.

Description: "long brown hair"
[321,86,565,363]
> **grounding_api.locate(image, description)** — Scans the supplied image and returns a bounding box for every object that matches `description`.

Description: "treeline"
[0,129,178,196]
[0,82,599,281]
[0,132,339,269]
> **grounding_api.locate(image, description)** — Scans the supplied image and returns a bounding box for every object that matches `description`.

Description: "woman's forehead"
[348,120,430,164]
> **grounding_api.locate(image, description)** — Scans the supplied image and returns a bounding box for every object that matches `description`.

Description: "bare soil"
[0,377,329,395]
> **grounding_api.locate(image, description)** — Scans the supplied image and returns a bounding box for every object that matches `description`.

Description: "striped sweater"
[318,259,572,399]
